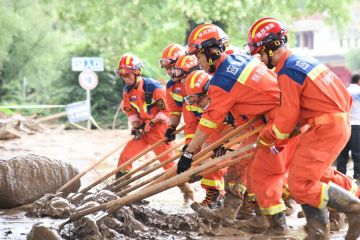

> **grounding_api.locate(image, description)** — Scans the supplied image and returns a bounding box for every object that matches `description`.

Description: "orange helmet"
[171,55,200,79]
[184,70,211,106]
[159,43,186,69]
[187,24,228,55]
[114,53,144,76]
[247,17,288,55]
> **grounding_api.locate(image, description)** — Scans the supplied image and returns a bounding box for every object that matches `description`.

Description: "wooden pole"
[110,152,181,192]
[59,143,255,230]
[151,119,261,185]
[75,125,185,195]
[56,136,133,193]
[106,141,182,190]
[35,111,67,123]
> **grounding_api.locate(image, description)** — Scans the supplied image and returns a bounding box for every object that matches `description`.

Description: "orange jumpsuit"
[198,53,296,215]
[166,79,227,191]
[118,77,174,172]
[260,49,357,208]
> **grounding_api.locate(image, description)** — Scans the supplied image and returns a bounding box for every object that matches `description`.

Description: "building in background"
[292,1,360,85]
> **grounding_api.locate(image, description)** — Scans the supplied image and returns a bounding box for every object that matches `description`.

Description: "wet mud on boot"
[329,208,346,231]
[178,182,195,205]
[284,198,297,216]
[327,182,360,240]
[235,203,269,234]
[301,204,330,240]
[262,212,290,236]
[191,192,243,227]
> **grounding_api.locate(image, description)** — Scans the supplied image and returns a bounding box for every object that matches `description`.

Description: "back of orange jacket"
[272,50,352,138]
[198,53,280,135]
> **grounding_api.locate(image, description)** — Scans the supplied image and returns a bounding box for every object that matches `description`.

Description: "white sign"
[65,101,91,123]
[79,70,98,90]
[72,57,104,71]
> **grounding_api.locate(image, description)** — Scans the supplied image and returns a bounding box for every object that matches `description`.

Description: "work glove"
[211,144,228,158]
[131,122,146,140]
[165,125,176,143]
[177,150,193,174]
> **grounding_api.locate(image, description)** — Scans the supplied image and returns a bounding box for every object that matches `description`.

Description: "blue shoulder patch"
[166,79,176,89]
[278,55,321,85]
[211,54,253,92]
[143,77,163,92]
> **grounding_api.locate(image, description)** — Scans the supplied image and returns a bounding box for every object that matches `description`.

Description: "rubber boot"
[329,208,346,231]
[200,188,223,209]
[178,182,195,205]
[263,212,290,236]
[191,192,242,226]
[301,204,330,240]
[327,182,360,240]
[236,203,269,234]
[284,197,296,216]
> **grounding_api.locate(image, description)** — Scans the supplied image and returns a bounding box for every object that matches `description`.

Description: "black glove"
[177,151,193,174]
[182,144,188,152]
[189,174,203,183]
[212,145,227,158]
[131,122,146,140]
[165,125,176,143]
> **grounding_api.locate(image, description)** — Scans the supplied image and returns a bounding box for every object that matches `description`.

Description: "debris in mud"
[27,222,63,240]
[0,114,43,140]
[0,154,80,208]
[26,189,221,240]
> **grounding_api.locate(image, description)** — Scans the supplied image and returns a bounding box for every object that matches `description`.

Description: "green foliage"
[0,0,355,127]
[345,48,360,71]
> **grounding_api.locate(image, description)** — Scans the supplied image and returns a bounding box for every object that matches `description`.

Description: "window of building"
[295,31,314,49]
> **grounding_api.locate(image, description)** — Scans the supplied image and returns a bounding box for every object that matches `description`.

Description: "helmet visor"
[171,67,187,79]
[158,58,176,68]
[184,94,202,105]
[114,67,133,77]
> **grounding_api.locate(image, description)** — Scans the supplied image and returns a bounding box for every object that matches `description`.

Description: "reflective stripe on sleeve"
[272,124,290,140]
[199,118,218,129]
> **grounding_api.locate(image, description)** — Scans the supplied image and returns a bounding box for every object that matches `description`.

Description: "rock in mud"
[27,222,63,240]
[0,154,80,208]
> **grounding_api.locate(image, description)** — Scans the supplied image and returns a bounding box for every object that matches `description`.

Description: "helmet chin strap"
[265,49,275,69]
[204,47,223,73]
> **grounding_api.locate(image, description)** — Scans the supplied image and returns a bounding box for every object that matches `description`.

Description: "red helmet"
[184,70,211,104]
[115,53,144,75]
[247,17,288,55]
[171,55,200,79]
[187,24,228,55]
[159,43,186,69]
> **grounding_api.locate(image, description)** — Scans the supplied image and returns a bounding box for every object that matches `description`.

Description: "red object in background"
[327,65,352,86]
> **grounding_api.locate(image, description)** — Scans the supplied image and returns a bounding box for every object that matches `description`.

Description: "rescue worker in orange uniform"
[181,67,234,208]
[162,50,227,207]
[183,70,255,220]
[247,17,360,239]
[159,43,186,134]
[114,53,174,179]
[176,23,297,236]
[158,46,196,203]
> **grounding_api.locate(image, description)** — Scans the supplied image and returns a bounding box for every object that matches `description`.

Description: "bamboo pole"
[35,111,67,123]
[106,141,182,190]
[110,152,182,192]
[56,136,133,193]
[59,143,255,230]
[151,118,261,185]
[75,125,185,195]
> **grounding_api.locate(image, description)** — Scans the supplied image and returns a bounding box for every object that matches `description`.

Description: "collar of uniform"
[214,53,228,71]
[134,77,144,91]
[274,49,292,74]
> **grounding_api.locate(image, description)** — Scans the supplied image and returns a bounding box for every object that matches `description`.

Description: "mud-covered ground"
[0,127,352,239]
